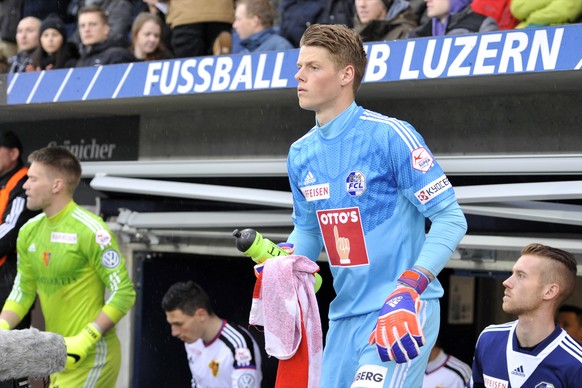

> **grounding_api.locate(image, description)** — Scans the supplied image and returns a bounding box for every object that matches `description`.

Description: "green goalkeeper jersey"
[8,201,135,336]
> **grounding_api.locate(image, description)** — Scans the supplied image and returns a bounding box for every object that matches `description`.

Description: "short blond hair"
[299,24,368,94]
[29,147,82,194]
[522,243,577,304]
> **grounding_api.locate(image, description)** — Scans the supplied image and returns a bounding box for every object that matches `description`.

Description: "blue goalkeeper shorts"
[322,298,439,388]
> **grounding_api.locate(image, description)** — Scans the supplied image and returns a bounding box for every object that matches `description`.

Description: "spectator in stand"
[130,12,171,61]
[354,0,418,42]
[159,0,234,58]
[0,47,8,73]
[26,14,79,71]
[278,0,357,48]
[408,0,497,38]
[8,16,40,73]
[68,0,133,46]
[233,0,294,54]
[557,304,582,344]
[0,0,22,58]
[139,0,172,55]
[510,0,582,29]
[76,5,135,67]
[423,338,472,388]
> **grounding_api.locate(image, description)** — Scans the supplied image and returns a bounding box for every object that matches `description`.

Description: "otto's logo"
[317,207,370,268]
[346,171,366,196]
[318,210,359,225]
[412,147,433,172]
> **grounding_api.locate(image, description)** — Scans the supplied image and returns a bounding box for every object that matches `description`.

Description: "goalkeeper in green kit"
[0,147,136,388]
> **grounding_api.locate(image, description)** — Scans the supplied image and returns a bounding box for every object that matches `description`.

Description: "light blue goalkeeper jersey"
[287,104,461,320]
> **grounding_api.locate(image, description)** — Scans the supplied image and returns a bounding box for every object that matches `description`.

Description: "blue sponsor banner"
[7,25,582,105]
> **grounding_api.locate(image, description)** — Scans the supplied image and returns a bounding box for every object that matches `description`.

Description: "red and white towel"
[249,255,323,388]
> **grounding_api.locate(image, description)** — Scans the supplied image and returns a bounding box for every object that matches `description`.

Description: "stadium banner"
[7,25,582,105]
[6,116,140,161]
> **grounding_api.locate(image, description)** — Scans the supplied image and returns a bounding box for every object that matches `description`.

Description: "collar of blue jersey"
[316,102,359,140]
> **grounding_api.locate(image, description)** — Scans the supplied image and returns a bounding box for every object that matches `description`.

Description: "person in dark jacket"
[408,0,498,38]
[27,14,79,71]
[8,16,40,73]
[75,5,135,67]
[354,0,418,42]
[0,0,23,58]
[233,0,294,54]
[0,131,39,332]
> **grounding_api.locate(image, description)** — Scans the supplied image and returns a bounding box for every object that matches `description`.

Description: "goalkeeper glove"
[64,323,102,370]
[368,268,429,363]
[0,318,9,330]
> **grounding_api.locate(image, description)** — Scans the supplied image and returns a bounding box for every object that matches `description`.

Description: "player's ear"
[194,308,209,319]
[340,64,355,87]
[52,178,65,194]
[542,283,559,301]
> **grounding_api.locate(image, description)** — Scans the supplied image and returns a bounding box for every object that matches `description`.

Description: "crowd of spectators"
[0,0,581,73]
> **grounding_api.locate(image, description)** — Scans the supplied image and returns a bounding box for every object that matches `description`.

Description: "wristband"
[397,268,430,294]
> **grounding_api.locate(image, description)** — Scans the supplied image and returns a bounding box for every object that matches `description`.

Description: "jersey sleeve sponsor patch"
[415,175,452,205]
[412,147,434,173]
[101,249,121,269]
[234,348,252,367]
[236,373,256,388]
[95,229,112,246]
[317,207,370,267]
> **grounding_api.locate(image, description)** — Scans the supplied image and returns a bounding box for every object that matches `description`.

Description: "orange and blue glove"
[368,268,430,363]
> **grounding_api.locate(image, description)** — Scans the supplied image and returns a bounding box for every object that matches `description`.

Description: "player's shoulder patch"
[101,249,121,269]
[95,229,112,246]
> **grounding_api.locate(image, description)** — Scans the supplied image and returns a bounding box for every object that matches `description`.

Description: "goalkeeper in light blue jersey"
[286,24,467,387]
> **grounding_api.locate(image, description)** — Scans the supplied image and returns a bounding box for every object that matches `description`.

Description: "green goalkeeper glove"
[0,318,9,330]
[64,323,102,370]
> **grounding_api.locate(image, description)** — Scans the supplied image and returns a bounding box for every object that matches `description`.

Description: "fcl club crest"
[42,252,51,267]
[346,171,366,196]
[208,360,220,377]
